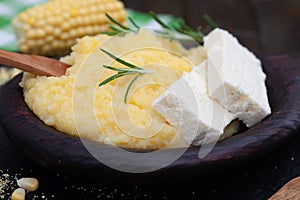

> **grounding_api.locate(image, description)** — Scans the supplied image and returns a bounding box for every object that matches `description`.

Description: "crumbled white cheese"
[153,28,271,145]
[204,28,271,127]
[153,62,235,145]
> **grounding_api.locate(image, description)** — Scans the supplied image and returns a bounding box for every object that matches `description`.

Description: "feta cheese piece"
[204,28,271,127]
[152,62,235,145]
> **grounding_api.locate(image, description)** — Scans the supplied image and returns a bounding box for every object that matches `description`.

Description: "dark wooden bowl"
[0,54,300,184]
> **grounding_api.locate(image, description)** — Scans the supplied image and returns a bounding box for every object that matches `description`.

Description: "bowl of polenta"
[1,27,300,183]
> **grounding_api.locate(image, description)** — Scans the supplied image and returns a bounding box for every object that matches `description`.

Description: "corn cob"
[13,0,127,56]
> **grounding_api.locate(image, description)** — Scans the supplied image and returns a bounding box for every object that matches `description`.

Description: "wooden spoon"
[0,50,70,76]
[269,177,300,200]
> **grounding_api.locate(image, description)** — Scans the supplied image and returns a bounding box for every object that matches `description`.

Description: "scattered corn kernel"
[13,0,127,56]
[17,178,39,192]
[11,188,25,200]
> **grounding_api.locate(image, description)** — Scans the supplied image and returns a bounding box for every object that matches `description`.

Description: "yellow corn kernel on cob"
[13,0,127,56]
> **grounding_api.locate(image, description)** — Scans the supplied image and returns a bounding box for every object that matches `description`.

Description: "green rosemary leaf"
[149,11,170,29]
[203,14,217,29]
[101,11,216,44]
[168,18,185,30]
[102,65,124,71]
[124,74,141,103]
[196,30,205,38]
[179,21,194,32]
[103,65,144,74]
[100,31,119,36]
[99,49,155,103]
[128,17,140,29]
[148,12,207,43]
[100,48,142,70]
[99,73,125,86]
[108,22,124,33]
[105,13,130,30]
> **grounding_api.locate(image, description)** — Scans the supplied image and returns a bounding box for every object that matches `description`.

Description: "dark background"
[122,0,300,55]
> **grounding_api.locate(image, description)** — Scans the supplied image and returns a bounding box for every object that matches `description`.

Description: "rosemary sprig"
[101,12,217,44]
[150,11,206,43]
[99,48,154,103]
[101,13,140,36]
[105,13,131,31]
[203,14,217,29]
[128,17,140,29]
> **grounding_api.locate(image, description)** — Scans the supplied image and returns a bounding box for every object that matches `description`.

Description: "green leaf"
[203,14,217,29]
[100,31,119,36]
[124,74,141,103]
[106,13,130,30]
[103,65,140,73]
[108,22,124,33]
[99,73,125,86]
[128,17,140,29]
[149,11,170,29]
[100,48,142,70]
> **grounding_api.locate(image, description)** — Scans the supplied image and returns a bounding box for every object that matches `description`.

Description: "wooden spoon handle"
[0,50,69,76]
[269,177,300,200]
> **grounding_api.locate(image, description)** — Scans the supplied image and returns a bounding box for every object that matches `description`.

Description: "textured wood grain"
[0,50,69,76]
[0,54,299,184]
[269,177,300,200]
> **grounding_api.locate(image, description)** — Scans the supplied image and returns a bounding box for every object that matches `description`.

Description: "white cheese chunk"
[204,28,271,127]
[152,62,235,145]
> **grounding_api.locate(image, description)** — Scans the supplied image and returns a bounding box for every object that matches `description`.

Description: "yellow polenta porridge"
[20,30,207,149]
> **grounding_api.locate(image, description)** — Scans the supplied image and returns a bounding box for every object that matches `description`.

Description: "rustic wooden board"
[0,54,299,184]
